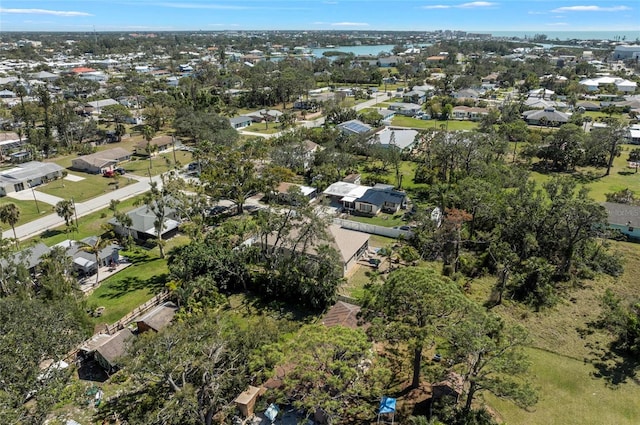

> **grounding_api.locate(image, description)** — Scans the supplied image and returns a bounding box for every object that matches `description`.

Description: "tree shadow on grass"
[618,170,637,176]
[589,346,640,387]
[230,291,317,322]
[40,229,65,239]
[99,273,169,300]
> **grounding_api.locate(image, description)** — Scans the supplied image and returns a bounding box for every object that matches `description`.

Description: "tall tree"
[361,267,471,389]
[447,309,538,414]
[54,199,75,232]
[0,203,20,248]
[77,236,110,286]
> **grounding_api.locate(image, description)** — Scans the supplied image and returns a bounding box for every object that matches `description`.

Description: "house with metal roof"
[522,108,570,126]
[71,147,132,174]
[336,119,373,136]
[603,202,640,241]
[108,204,180,242]
[0,161,65,196]
[229,116,252,129]
[354,185,407,216]
[372,127,418,150]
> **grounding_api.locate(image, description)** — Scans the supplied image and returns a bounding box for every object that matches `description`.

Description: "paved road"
[2,173,164,241]
[6,188,64,206]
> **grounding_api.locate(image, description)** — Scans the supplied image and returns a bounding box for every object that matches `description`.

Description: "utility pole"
[28,181,40,213]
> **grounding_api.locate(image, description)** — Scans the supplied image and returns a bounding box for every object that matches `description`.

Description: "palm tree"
[142,125,156,169]
[77,236,110,286]
[55,199,75,231]
[0,203,20,248]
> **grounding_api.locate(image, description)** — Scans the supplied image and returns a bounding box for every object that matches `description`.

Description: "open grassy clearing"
[37,174,135,202]
[243,122,283,134]
[529,144,640,202]
[85,251,169,327]
[391,115,479,131]
[0,197,48,227]
[121,150,192,176]
[487,347,640,425]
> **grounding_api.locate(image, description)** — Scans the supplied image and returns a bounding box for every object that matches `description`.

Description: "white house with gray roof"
[0,161,64,196]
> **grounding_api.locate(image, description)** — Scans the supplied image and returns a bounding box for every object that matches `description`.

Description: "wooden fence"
[104,290,171,335]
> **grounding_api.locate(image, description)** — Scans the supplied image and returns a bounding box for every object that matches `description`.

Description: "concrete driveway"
[6,189,64,206]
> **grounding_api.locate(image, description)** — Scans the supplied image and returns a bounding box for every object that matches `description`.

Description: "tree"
[0,296,90,424]
[201,146,270,214]
[77,236,110,286]
[38,246,77,301]
[137,180,170,258]
[361,267,471,389]
[0,203,20,248]
[142,125,156,169]
[447,309,537,413]
[54,199,75,231]
[592,117,628,176]
[100,103,132,141]
[256,325,391,423]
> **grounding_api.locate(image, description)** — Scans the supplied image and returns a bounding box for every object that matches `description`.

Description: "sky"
[0,0,638,33]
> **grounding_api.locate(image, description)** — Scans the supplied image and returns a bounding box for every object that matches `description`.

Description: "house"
[0,161,65,196]
[84,98,120,115]
[579,76,637,93]
[603,202,640,241]
[322,181,371,210]
[229,116,252,129]
[378,108,396,122]
[342,173,362,185]
[402,90,427,105]
[388,102,422,116]
[336,119,373,136]
[0,243,51,276]
[54,237,121,277]
[613,45,640,60]
[72,148,132,174]
[524,98,567,110]
[372,127,418,150]
[136,301,179,333]
[244,109,282,123]
[274,182,317,204]
[263,223,370,276]
[628,124,640,144]
[109,204,180,242]
[135,135,175,155]
[522,108,570,126]
[451,106,489,121]
[87,328,134,374]
[453,88,482,100]
[322,301,362,329]
[354,185,407,216]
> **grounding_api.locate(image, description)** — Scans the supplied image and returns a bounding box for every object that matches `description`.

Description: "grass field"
[391,116,479,131]
[86,253,169,327]
[244,122,283,134]
[529,144,640,202]
[122,150,192,176]
[349,212,405,227]
[37,173,135,202]
[0,197,48,227]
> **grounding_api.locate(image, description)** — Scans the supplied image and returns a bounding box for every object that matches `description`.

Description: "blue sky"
[0,0,638,32]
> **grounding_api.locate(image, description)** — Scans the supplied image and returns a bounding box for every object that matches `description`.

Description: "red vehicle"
[103,169,115,177]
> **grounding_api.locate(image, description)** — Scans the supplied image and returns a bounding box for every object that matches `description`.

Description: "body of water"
[311,44,397,58]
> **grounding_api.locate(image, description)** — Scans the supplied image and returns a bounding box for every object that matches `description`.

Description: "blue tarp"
[265,404,280,421]
[379,397,396,414]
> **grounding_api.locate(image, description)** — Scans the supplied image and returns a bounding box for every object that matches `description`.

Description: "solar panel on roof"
[342,121,370,133]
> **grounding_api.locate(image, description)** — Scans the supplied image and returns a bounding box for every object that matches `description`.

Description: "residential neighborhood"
[1,23,640,425]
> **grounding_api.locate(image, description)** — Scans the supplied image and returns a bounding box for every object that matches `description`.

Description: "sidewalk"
[2,173,164,241]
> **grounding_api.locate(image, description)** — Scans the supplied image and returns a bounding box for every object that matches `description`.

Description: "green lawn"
[85,253,169,327]
[583,111,628,122]
[121,150,192,176]
[391,116,479,131]
[37,174,134,202]
[243,122,283,134]
[0,197,49,227]
[31,195,144,247]
[487,347,640,425]
[349,212,405,228]
[529,144,640,202]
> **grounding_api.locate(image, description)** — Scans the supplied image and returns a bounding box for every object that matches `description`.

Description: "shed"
[322,301,362,329]
[93,328,134,373]
[136,301,178,333]
[432,372,465,403]
[234,385,262,418]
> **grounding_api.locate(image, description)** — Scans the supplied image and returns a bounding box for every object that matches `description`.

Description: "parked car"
[115,167,126,175]
[102,170,115,178]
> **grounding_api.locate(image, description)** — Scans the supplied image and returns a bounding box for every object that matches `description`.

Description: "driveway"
[6,189,64,206]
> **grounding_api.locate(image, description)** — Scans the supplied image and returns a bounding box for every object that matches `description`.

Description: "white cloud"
[423,2,496,9]
[0,8,93,17]
[330,22,370,27]
[458,2,496,8]
[546,22,570,26]
[155,2,249,10]
[551,5,631,12]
